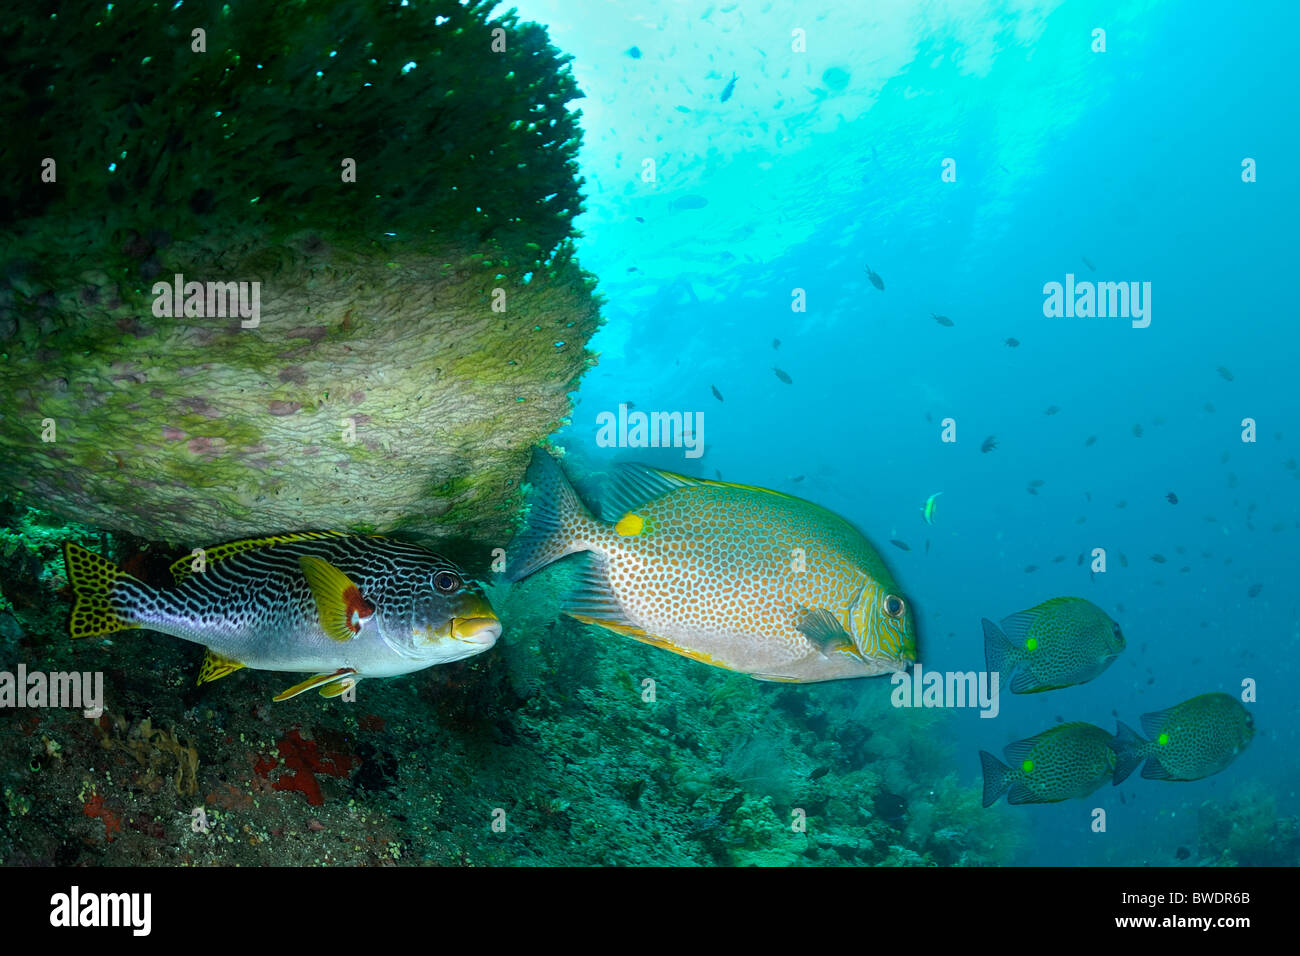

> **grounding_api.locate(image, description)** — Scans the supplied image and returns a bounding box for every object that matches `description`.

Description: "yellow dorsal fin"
[196,649,246,686]
[168,531,350,584]
[644,467,805,501]
[272,668,358,702]
[298,555,373,643]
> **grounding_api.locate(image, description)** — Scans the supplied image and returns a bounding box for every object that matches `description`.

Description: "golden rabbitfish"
[506,450,917,682]
[982,596,1125,694]
[979,722,1118,807]
[1113,693,1255,783]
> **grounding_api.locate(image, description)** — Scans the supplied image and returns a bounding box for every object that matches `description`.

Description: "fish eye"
[433,571,461,593]
[883,595,906,618]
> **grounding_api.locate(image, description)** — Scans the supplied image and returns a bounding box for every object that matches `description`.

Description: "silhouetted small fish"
[1175,846,1190,861]
[1026,487,1038,496]
[809,765,830,780]
[1132,424,1143,438]
[1217,366,1234,381]
[627,266,639,272]
[1085,435,1097,446]
[715,469,723,480]
[720,72,738,102]
[1166,492,1178,504]
[772,338,780,349]
[626,46,643,58]
[1247,583,1262,597]
[622,401,636,411]
[865,264,885,290]
[1052,555,1065,563]
[1029,479,1044,488]
[1082,255,1096,272]
[1044,405,1060,416]
[711,385,723,402]
[1116,500,1127,508]
[931,313,953,327]
[791,475,805,483]
[890,539,911,551]
[635,216,645,223]
[1004,338,1020,347]
[873,790,907,822]
[925,539,930,554]
[772,367,792,384]
[1150,554,1167,564]
[1024,564,1038,573]
[981,436,998,453]
[1077,554,1083,566]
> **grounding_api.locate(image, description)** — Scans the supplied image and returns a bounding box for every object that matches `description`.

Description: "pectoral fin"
[797,608,862,659]
[273,668,359,702]
[197,649,246,686]
[299,555,373,642]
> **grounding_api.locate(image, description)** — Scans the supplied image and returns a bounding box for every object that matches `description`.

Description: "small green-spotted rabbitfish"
[980,722,1118,807]
[1113,693,1255,783]
[64,531,499,701]
[982,596,1124,694]
[505,450,917,682]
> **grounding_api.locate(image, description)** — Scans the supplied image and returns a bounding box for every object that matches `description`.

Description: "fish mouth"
[451,616,501,646]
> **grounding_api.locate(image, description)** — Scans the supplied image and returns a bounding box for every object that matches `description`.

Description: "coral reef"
[0,0,600,546]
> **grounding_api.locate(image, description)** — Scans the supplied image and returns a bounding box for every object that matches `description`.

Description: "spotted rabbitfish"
[1113,693,1255,782]
[982,597,1124,693]
[64,531,500,701]
[505,450,917,682]
[979,722,1118,807]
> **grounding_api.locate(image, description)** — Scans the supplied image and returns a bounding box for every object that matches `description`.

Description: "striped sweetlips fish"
[64,531,500,701]
[506,450,917,682]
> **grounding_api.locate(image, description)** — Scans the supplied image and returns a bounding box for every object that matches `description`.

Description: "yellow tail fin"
[64,542,140,639]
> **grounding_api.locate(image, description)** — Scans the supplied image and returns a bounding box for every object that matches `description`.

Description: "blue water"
[514,0,1298,865]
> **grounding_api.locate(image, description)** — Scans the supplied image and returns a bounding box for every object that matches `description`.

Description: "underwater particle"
[864,264,885,290]
[890,539,911,551]
[1113,692,1255,783]
[1023,564,1038,573]
[1082,255,1097,271]
[982,597,1125,693]
[505,450,917,682]
[772,338,780,349]
[1132,424,1144,438]
[1217,366,1234,381]
[1150,553,1167,563]
[711,385,723,402]
[1175,846,1191,860]
[1247,583,1262,597]
[980,722,1117,806]
[719,71,738,102]
[1166,492,1178,504]
[1052,555,1065,563]
[625,45,642,58]
[821,66,850,90]
[1044,406,1060,415]
[1026,487,1038,496]
[1116,500,1127,509]
[772,367,793,384]
[1004,337,1020,347]
[1029,479,1045,488]
[1085,435,1097,446]
[931,313,953,327]
[1205,402,1216,412]
[1077,554,1084,566]
[670,194,709,211]
[980,436,998,453]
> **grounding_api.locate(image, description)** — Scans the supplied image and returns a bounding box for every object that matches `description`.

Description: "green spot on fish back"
[1022,759,1034,773]
[1026,637,1038,651]
[1157,732,1170,746]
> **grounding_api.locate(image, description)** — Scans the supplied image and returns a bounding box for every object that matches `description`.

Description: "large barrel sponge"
[0,0,601,551]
